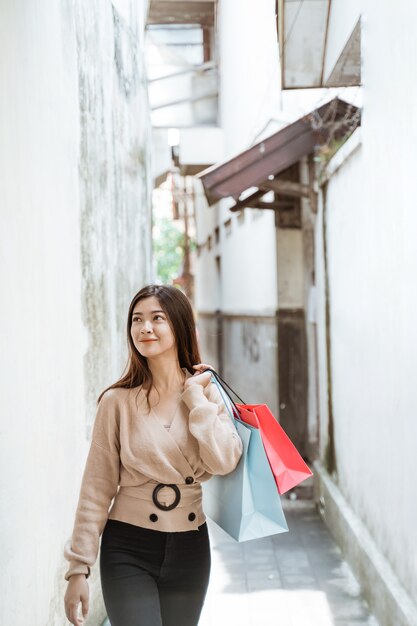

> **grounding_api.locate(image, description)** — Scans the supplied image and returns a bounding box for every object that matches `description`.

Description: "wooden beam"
[260,179,311,198]
[230,200,295,212]
[229,188,267,211]
[308,155,318,214]
[253,201,294,210]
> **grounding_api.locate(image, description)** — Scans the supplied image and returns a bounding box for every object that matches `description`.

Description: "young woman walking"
[63,284,242,626]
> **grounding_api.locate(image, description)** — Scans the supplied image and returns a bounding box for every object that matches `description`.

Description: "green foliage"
[153,216,184,284]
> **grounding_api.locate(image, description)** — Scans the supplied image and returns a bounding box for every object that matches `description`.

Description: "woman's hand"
[183,363,215,391]
[192,363,215,375]
[64,574,89,625]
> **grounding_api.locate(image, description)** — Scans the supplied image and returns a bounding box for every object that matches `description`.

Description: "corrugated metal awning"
[197,97,360,209]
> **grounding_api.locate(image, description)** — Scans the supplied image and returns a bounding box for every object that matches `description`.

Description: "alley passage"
[103,499,378,626]
[199,500,379,626]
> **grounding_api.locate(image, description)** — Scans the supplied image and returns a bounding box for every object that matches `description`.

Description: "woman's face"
[131,296,177,361]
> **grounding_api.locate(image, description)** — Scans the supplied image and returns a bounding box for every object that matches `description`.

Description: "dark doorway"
[277,309,308,459]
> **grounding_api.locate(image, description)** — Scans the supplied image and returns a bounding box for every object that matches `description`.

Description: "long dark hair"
[97,284,201,408]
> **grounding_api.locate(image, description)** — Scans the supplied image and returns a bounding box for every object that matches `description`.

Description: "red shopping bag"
[235,403,313,495]
[208,370,313,495]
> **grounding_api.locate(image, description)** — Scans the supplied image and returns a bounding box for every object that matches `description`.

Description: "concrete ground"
[103,496,379,626]
[199,498,379,626]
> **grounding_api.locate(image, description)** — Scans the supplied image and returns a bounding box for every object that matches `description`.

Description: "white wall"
[152,128,171,182]
[218,0,281,156]
[76,0,152,417]
[0,5,85,624]
[195,199,278,314]
[194,177,219,312]
[179,127,224,166]
[316,0,417,600]
[222,207,277,314]
[276,229,304,308]
[0,2,151,624]
[195,0,281,315]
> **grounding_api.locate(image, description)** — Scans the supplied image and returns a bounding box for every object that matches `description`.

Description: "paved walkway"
[103,498,378,626]
[200,499,378,626]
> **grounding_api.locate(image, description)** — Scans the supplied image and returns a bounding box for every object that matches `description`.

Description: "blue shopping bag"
[202,375,289,542]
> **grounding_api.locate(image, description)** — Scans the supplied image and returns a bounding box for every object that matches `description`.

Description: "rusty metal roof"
[197,97,361,206]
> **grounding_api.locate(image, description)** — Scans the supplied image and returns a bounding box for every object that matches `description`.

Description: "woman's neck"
[147,357,186,393]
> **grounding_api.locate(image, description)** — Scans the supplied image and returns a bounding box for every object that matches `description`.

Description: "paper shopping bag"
[207,369,313,495]
[238,403,313,494]
[202,413,288,542]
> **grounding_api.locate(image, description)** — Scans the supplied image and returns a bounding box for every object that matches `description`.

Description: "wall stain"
[74,0,152,423]
[241,321,261,363]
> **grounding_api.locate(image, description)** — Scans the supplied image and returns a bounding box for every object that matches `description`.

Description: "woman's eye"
[132,316,164,322]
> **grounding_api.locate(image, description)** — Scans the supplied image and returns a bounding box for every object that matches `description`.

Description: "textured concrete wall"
[0,1,151,624]
[196,314,279,416]
[75,1,152,424]
[324,132,417,609]
[196,313,220,370]
[314,461,417,626]
[313,0,417,610]
[222,316,279,416]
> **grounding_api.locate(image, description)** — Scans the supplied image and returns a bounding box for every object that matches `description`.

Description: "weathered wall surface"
[0,1,151,624]
[222,316,279,416]
[324,134,417,604]
[314,0,417,606]
[75,1,152,424]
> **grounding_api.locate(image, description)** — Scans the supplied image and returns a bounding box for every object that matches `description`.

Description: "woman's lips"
[140,339,158,342]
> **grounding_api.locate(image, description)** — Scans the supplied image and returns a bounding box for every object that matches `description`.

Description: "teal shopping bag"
[202,377,288,542]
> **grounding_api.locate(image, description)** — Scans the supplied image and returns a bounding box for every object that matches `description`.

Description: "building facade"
[275,2,417,625]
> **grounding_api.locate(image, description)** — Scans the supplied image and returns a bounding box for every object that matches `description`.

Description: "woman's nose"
[141,321,153,333]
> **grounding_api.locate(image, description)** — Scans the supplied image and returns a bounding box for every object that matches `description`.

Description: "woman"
[63,284,243,626]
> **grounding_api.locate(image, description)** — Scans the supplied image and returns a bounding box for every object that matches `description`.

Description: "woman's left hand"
[183,363,215,391]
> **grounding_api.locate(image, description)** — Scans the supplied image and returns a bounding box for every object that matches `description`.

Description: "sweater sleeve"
[63,390,120,581]
[181,381,243,475]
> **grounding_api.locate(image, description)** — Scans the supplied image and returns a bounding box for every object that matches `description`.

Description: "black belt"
[152,483,181,511]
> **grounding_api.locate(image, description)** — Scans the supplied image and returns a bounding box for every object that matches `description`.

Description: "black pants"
[99,519,211,626]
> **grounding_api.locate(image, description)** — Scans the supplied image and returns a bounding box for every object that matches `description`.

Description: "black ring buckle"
[152,483,181,511]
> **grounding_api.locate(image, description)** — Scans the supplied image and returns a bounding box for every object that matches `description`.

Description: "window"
[224,218,232,237]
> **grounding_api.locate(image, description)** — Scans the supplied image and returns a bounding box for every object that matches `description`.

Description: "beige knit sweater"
[63,368,243,581]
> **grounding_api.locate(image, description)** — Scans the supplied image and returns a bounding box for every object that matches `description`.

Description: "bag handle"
[205,368,246,417]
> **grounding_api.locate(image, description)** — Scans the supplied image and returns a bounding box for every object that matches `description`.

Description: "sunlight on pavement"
[200,588,334,626]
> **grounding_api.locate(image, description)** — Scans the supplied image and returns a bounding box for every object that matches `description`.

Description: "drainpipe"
[321,182,337,476]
